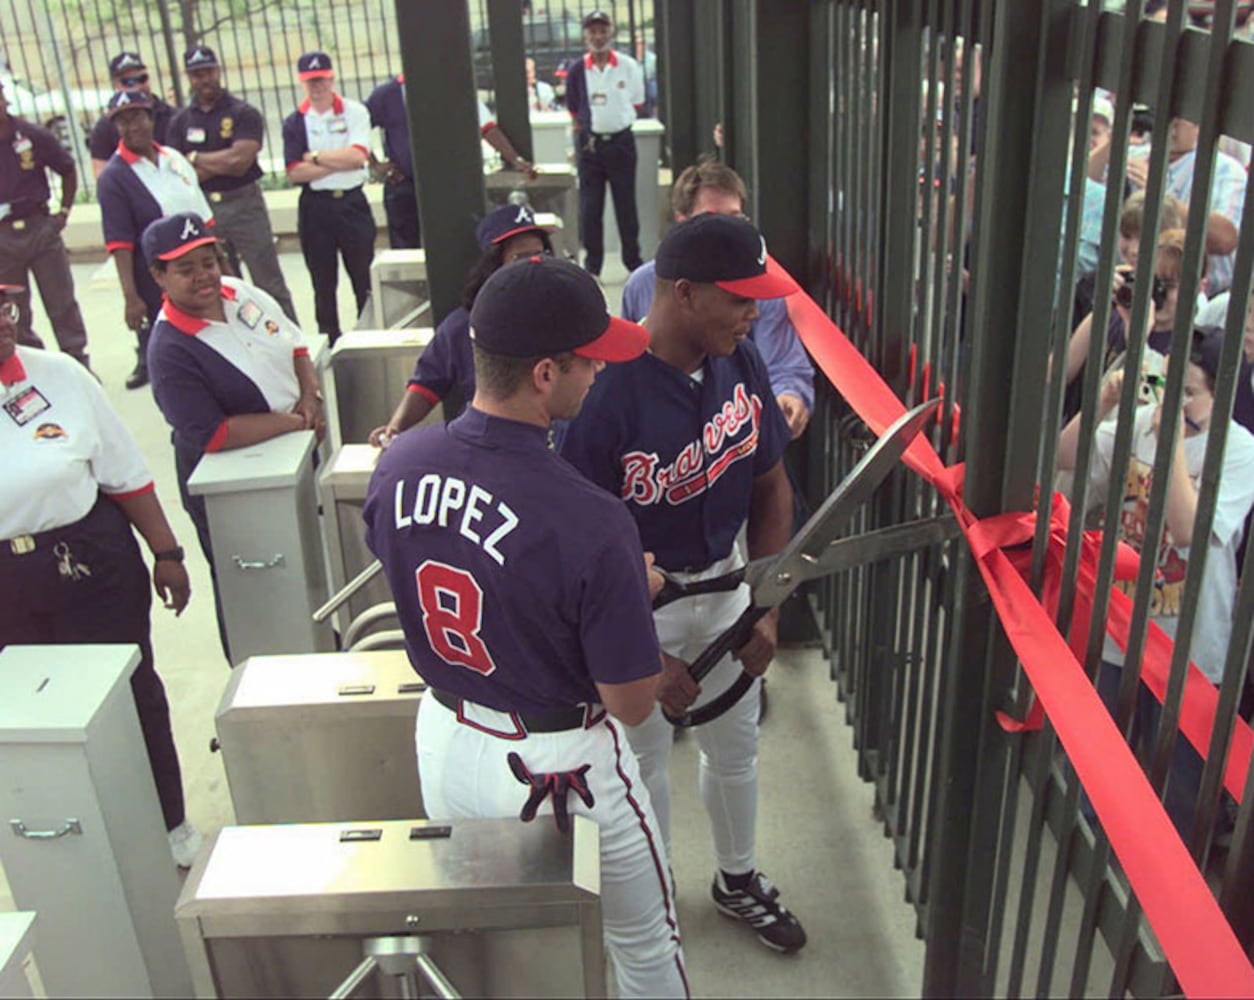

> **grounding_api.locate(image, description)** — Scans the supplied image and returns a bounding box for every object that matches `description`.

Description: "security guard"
[97,89,212,389]
[0,283,202,869]
[0,80,91,367]
[282,51,374,343]
[88,51,176,179]
[564,9,646,277]
[168,45,298,322]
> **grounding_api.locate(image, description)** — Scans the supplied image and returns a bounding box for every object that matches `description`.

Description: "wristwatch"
[154,546,186,563]
[310,150,320,165]
[188,151,199,165]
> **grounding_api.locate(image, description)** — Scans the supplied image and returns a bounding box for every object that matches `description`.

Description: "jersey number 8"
[415,560,497,676]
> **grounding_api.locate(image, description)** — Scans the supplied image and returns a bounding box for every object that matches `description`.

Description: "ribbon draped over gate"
[782,276,1254,998]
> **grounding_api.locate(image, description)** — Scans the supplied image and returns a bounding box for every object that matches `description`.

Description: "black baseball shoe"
[711,871,807,953]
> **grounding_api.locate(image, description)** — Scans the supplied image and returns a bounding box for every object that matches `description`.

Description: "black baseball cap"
[475,204,551,251]
[583,9,612,26]
[297,51,335,80]
[655,213,800,299]
[184,45,219,70]
[470,256,647,362]
[141,212,218,265]
[106,89,154,117]
[108,51,146,77]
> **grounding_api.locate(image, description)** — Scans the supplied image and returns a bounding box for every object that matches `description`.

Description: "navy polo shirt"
[0,117,73,212]
[88,97,175,160]
[365,76,413,182]
[561,340,790,571]
[363,406,662,713]
[405,306,473,405]
[167,92,265,191]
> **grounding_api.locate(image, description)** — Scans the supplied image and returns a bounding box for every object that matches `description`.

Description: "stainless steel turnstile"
[327,331,432,446]
[369,250,430,330]
[176,817,605,998]
[319,444,394,630]
[486,166,579,259]
[214,651,425,824]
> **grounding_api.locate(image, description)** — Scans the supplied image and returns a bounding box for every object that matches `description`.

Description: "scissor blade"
[748,398,942,608]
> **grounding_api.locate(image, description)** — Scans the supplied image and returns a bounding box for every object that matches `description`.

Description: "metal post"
[725,0,756,198]
[156,0,184,109]
[657,0,698,173]
[394,0,484,328]
[487,0,533,161]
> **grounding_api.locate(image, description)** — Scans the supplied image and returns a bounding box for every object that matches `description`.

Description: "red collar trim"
[0,350,26,387]
[585,51,618,68]
[397,73,404,84]
[299,94,345,116]
[161,282,234,335]
[117,140,163,165]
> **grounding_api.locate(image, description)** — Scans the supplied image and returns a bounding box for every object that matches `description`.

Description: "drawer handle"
[10,818,83,840]
[232,553,285,571]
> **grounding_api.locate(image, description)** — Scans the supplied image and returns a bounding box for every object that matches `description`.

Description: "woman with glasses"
[0,283,202,869]
[370,203,555,447]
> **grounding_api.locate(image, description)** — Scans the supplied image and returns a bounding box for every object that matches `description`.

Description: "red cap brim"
[0,284,26,294]
[298,70,335,81]
[157,236,218,261]
[574,315,649,362]
[490,223,551,245]
[715,257,800,299]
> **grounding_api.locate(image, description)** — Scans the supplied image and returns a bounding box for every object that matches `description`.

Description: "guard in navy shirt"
[561,214,808,954]
[88,52,176,179]
[169,46,298,322]
[363,256,689,998]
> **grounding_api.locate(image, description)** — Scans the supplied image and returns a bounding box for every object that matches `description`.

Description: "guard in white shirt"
[97,89,214,389]
[564,9,646,277]
[143,213,324,662]
[0,283,202,869]
[281,51,374,343]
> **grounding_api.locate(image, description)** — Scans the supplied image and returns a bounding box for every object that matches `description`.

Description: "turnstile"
[0,913,42,998]
[486,165,579,259]
[369,249,430,329]
[0,645,192,998]
[319,444,394,629]
[214,651,425,824]
[176,817,605,998]
[327,329,432,446]
[187,431,334,665]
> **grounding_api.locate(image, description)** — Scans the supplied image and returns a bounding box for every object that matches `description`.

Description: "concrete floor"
[1,250,925,997]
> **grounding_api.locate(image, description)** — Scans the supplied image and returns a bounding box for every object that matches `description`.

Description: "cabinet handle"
[232,554,286,571]
[10,818,83,840]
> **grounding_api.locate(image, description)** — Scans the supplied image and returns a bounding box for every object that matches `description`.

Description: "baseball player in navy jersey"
[560,213,808,953]
[363,256,689,998]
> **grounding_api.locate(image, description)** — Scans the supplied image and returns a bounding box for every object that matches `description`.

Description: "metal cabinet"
[369,249,430,329]
[319,444,393,630]
[327,329,432,445]
[0,913,41,998]
[214,651,425,824]
[0,645,192,998]
[176,817,605,998]
[187,431,333,666]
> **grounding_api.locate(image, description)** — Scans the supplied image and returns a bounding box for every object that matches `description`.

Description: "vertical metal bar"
[657,0,697,175]
[725,0,756,198]
[155,0,183,107]
[487,0,533,161]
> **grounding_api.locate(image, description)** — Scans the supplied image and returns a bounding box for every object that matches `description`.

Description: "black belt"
[0,496,106,560]
[206,182,259,204]
[301,185,363,199]
[0,206,48,229]
[430,687,599,733]
[591,127,632,142]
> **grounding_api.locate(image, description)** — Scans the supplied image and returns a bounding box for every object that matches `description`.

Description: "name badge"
[3,386,51,427]
[186,127,207,144]
[329,118,348,134]
[591,92,608,106]
[12,136,32,154]
[238,300,263,329]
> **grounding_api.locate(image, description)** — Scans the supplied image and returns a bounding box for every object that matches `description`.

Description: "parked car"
[1,72,113,147]
[471,15,585,93]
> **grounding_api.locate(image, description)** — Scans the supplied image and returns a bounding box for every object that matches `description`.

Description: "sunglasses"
[119,73,149,87]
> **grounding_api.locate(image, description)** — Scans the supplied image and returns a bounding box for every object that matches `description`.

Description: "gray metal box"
[369,249,430,329]
[0,645,192,998]
[319,444,394,628]
[214,651,425,824]
[327,330,432,446]
[187,431,333,666]
[486,164,579,259]
[0,912,41,998]
[176,817,605,998]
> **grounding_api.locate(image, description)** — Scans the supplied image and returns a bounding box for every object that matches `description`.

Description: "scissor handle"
[651,565,748,610]
[663,603,770,728]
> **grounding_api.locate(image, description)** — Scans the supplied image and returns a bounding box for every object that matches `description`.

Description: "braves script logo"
[621,383,762,506]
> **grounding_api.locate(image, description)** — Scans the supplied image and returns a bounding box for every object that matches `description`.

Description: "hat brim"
[107,103,154,118]
[488,222,554,247]
[187,60,220,70]
[298,69,335,81]
[156,236,218,262]
[574,315,648,362]
[583,15,612,26]
[0,284,26,296]
[715,258,800,299]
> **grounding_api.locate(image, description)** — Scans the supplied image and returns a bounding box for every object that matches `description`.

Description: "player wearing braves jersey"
[561,213,808,953]
[363,256,689,998]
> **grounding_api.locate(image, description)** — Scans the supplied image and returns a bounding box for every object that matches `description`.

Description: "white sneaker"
[168,820,203,869]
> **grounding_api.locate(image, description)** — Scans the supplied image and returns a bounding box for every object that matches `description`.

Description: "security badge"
[3,386,51,426]
[237,299,263,329]
[186,127,207,144]
[220,117,234,139]
[591,92,608,106]
[12,132,35,171]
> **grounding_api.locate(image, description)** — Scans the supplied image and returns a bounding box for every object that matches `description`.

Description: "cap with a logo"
[0,284,24,296]
[297,51,335,80]
[184,45,219,70]
[141,212,218,265]
[106,89,154,117]
[475,204,551,251]
[582,9,612,27]
[470,256,647,362]
[655,214,799,299]
[108,51,146,77]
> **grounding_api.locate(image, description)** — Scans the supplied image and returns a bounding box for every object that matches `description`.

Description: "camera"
[1113,273,1168,311]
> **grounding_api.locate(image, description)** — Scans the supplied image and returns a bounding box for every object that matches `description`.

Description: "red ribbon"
[782,273,1254,998]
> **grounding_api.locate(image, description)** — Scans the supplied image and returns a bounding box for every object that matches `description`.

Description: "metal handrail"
[343,603,402,650]
[314,560,384,623]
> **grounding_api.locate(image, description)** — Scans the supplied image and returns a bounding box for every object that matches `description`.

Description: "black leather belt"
[430,687,598,733]
[302,185,363,199]
[207,183,258,204]
[591,127,632,142]
[0,206,48,230]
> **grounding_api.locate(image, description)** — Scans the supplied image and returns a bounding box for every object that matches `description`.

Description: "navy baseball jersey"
[560,340,790,570]
[406,306,474,406]
[363,407,662,714]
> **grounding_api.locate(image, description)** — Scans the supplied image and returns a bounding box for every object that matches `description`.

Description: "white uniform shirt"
[582,51,644,134]
[121,143,213,220]
[300,95,371,191]
[0,347,153,538]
